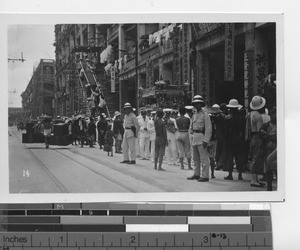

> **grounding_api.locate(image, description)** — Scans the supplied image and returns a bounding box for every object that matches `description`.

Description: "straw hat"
[192,95,205,106]
[250,96,266,110]
[163,108,172,113]
[124,102,132,109]
[114,111,121,116]
[207,106,222,114]
[212,104,220,109]
[227,99,242,109]
[185,105,194,110]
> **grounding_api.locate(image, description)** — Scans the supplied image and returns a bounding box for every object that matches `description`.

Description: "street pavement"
[9,127,274,193]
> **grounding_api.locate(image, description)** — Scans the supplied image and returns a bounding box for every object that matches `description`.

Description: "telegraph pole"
[8,52,26,62]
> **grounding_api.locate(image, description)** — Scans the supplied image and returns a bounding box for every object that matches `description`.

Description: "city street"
[9,127,271,193]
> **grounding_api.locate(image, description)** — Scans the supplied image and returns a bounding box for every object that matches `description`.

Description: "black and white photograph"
[2,14,284,201]
[1,0,300,248]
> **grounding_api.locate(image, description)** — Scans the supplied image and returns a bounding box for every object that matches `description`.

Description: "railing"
[140,43,160,62]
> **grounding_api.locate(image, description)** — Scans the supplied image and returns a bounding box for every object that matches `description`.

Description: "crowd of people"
[117,94,277,191]
[29,93,277,191]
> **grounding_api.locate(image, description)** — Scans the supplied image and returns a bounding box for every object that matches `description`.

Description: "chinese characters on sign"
[159,59,163,79]
[146,59,154,87]
[182,23,191,84]
[111,65,115,93]
[244,51,250,109]
[201,53,208,100]
[224,23,235,81]
[172,26,181,85]
[255,52,267,81]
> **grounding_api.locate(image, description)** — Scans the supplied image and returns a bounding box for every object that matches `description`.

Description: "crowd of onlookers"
[20,94,277,191]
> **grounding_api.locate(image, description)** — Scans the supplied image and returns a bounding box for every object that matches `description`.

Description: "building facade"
[21,59,56,120]
[53,23,276,117]
[54,24,119,118]
[192,22,276,109]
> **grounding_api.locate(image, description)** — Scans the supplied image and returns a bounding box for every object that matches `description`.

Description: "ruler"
[0,203,273,249]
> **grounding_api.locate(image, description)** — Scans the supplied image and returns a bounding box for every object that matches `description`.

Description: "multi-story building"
[8,107,23,126]
[21,59,55,119]
[54,24,119,118]
[53,22,276,117]
[192,22,276,109]
[54,24,77,117]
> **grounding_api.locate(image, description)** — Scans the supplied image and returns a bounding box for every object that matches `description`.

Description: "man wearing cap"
[207,104,222,179]
[138,107,150,160]
[187,95,212,182]
[42,116,52,149]
[147,110,156,162]
[215,103,228,171]
[176,106,192,170]
[246,95,268,187]
[120,103,140,164]
[97,113,108,149]
[112,111,124,154]
[88,116,96,148]
[163,108,178,165]
[223,99,245,181]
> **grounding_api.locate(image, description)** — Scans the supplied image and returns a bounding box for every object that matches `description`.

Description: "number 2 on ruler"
[131,236,136,244]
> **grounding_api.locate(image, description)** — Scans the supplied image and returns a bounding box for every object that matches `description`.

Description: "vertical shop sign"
[182,23,190,84]
[224,23,235,81]
[146,59,154,87]
[244,51,250,109]
[172,26,181,85]
[191,68,195,97]
[201,53,208,100]
[255,52,267,81]
[158,59,163,79]
[111,65,116,93]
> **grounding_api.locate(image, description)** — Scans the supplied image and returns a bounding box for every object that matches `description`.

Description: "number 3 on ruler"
[203,236,209,243]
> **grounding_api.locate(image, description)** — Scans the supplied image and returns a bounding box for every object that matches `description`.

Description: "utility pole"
[8,52,26,62]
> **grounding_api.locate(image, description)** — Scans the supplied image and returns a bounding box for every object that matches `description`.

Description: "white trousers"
[166,137,177,163]
[140,136,150,158]
[122,136,136,161]
[193,144,210,178]
[150,139,155,160]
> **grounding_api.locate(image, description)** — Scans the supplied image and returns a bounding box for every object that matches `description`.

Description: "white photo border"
[0,13,285,203]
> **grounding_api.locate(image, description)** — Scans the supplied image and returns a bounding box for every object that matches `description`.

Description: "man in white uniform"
[187,95,212,182]
[163,108,177,165]
[138,107,150,160]
[120,103,140,164]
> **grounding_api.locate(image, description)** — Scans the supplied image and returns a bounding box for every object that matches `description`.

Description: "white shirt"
[138,115,150,138]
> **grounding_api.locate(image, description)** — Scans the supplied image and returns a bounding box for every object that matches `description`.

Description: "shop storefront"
[194,23,276,108]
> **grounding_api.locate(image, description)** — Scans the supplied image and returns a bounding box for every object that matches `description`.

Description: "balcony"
[120,57,136,74]
[108,24,119,43]
[140,43,159,62]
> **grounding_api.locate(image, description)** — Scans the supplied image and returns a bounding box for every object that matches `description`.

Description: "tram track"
[53,149,136,193]
[11,129,135,193]
[11,129,68,193]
